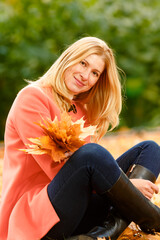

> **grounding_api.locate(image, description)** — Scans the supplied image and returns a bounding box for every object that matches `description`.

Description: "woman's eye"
[93,71,99,77]
[80,61,86,67]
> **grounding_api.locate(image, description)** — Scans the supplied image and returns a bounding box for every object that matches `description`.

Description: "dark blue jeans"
[42,141,160,240]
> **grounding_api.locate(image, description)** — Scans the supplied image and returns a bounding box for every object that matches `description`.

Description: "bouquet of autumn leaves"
[20,112,96,163]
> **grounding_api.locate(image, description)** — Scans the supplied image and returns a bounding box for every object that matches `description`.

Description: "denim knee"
[72,143,115,168]
[138,140,160,178]
[141,140,159,148]
[70,143,121,189]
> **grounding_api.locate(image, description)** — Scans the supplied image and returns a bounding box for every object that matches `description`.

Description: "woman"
[0,37,160,240]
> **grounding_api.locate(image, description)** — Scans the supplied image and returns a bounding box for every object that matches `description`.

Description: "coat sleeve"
[11,85,64,180]
[1,85,63,240]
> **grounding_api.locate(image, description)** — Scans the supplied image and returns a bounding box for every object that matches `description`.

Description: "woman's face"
[64,54,105,95]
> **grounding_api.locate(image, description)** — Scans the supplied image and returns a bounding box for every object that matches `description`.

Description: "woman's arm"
[11,85,63,179]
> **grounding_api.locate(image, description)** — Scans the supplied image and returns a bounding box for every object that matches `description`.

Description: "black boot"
[82,165,157,240]
[127,164,156,182]
[68,165,159,240]
[105,169,160,234]
[85,208,128,240]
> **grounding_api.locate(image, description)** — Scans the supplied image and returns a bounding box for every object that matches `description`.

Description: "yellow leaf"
[19,112,96,163]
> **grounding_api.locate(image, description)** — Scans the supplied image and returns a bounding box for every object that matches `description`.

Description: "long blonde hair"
[36,37,122,141]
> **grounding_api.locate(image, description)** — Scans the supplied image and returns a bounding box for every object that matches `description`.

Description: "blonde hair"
[35,37,122,141]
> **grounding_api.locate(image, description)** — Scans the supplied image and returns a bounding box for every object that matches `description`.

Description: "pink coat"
[0,85,89,240]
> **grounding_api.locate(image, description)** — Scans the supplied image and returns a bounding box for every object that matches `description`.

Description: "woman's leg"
[42,143,121,240]
[116,140,160,178]
[72,193,110,235]
[65,140,160,240]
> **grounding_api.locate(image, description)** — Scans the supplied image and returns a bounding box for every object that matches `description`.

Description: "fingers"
[65,151,73,157]
[151,182,159,194]
[130,179,159,200]
[143,181,159,199]
[146,181,158,194]
[144,182,159,200]
[145,191,154,200]
[142,182,154,200]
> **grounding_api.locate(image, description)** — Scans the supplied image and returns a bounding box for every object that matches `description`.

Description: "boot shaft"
[127,164,156,183]
[106,169,160,233]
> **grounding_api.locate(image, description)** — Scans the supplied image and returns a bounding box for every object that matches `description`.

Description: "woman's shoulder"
[15,84,53,105]
[7,85,51,117]
[17,84,44,97]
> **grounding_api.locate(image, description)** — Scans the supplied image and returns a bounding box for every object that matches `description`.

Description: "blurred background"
[0,0,160,140]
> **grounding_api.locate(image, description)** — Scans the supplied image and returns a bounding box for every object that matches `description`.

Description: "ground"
[0,128,160,239]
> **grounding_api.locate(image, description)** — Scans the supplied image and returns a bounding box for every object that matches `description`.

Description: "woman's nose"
[80,69,90,81]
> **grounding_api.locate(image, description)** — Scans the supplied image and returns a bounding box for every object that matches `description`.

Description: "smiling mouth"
[74,77,85,87]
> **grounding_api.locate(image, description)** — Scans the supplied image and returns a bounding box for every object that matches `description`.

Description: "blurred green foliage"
[0,0,160,140]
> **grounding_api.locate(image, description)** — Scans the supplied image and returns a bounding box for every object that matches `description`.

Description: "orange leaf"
[19,112,96,163]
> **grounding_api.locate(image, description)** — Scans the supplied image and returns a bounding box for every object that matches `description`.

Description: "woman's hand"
[130,179,159,200]
[64,151,74,161]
